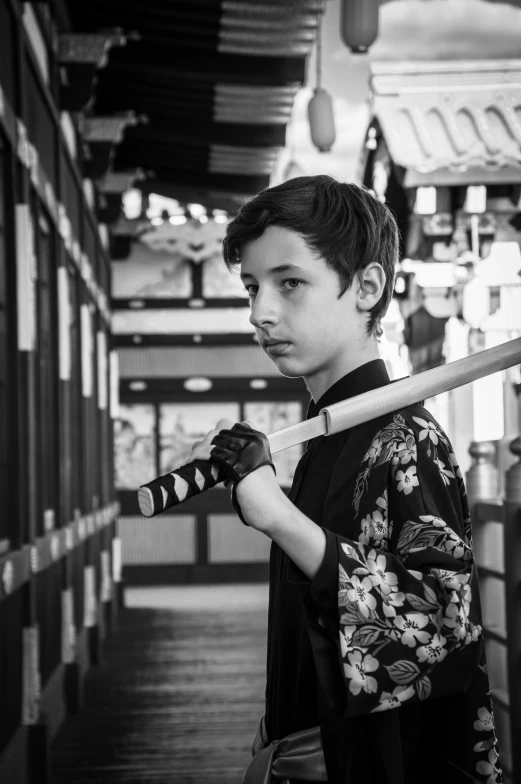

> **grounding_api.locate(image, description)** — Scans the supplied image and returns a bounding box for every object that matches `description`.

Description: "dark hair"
[222,175,399,338]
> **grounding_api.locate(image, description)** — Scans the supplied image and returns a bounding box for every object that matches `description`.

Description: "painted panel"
[159,402,240,474]
[114,404,156,490]
[208,514,270,563]
[202,252,246,298]
[118,515,196,564]
[112,307,254,334]
[111,243,192,298]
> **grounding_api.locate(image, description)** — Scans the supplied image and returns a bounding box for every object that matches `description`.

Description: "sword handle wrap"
[138,460,226,518]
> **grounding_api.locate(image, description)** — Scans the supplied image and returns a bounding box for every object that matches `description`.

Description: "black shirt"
[265,359,392,742]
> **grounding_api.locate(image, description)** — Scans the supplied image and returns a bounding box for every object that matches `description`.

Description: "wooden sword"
[138,337,521,518]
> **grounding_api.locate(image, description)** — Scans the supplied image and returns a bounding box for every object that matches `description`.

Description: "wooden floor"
[50,584,269,784]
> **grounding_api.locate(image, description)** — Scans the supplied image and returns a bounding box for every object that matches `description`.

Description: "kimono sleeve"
[310,412,484,717]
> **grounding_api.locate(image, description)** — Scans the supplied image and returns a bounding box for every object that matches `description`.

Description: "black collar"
[307,359,391,420]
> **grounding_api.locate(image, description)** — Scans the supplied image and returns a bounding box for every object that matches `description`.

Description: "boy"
[189,176,502,783]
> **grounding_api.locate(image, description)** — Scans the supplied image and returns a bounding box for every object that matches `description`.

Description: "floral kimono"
[306,406,502,783]
[265,361,502,784]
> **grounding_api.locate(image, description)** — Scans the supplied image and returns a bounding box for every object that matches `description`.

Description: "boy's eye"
[282,279,302,290]
[244,280,302,296]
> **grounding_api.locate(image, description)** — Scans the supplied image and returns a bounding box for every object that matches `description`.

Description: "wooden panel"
[69,268,82,513]
[208,514,270,564]
[36,213,59,533]
[493,697,512,777]
[475,520,504,573]
[0,145,8,546]
[0,1,17,109]
[82,216,97,277]
[72,542,86,632]
[118,344,282,379]
[474,501,504,524]
[0,590,23,751]
[0,727,30,784]
[37,560,62,687]
[485,637,509,697]
[60,157,80,243]
[117,515,196,564]
[25,59,56,188]
[481,574,507,640]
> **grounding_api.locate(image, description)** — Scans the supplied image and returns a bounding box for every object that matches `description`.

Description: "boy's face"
[240,226,368,392]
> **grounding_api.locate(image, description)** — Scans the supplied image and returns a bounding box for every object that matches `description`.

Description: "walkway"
[50,584,269,784]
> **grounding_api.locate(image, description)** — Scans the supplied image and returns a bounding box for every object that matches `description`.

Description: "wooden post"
[112,532,123,610]
[466,441,499,564]
[467,441,499,503]
[504,436,521,782]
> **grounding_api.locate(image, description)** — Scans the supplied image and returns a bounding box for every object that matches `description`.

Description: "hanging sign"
[100,551,112,601]
[109,350,119,419]
[61,588,76,664]
[84,565,97,628]
[16,204,37,351]
[97,330,108,409]
[58,266,72,380]
[81,303,93,397]
[112,536,122,583]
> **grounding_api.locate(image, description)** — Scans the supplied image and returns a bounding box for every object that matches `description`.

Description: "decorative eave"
[97,169,147,194]
[96,169,148,228]
[65,0,321,205]
[79,112,143,145]
[58,30,133,67]
[58,29,138,112]
[369,59,521,187]
[79,113,147,179]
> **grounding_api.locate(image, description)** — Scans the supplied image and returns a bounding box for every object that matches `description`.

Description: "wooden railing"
[466,438,521,784]
[0,503,122,782]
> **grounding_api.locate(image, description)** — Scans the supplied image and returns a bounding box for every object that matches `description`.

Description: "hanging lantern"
[307,9,336,152]
[308,88,336,152]
[341,0,379,54]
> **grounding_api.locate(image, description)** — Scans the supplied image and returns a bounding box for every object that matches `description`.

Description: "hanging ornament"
[341,0,379,54]
[308,89,336,153]
[307,11,336,152]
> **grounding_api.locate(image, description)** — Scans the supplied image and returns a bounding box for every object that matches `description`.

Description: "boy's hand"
[187,419,284,531]
[186,418,235,463]
[210,421,275,483]
[211,421,285,531]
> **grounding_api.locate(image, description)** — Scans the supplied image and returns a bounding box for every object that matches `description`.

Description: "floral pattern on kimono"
[330,411,502,783]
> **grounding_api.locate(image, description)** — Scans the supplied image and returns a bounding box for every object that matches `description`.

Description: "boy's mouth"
[265,341,291,355]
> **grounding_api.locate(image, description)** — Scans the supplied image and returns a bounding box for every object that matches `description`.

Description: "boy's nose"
[249,292,279,329]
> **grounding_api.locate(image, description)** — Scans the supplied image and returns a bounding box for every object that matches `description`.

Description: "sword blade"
[267,337,521,453]
[268,412,328,454]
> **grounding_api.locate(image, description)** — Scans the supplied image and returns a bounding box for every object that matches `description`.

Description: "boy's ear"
[357,263,386,311]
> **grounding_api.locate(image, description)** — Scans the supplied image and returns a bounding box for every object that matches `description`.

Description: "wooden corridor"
[50,584,269,784]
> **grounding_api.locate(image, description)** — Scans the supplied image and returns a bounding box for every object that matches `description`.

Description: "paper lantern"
[414,187,437,216]
[462,277,490,329]
[341,0,379,54]
[307,87,336,152]
[465,185,487,214]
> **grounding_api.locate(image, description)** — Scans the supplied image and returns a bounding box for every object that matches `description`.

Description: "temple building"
[361,59,521,474]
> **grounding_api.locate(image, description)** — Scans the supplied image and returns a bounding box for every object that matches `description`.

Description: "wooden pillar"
[467,441,499,502]
[466,441,499,564]
[112,522,124,613]
[503,437,521,782]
